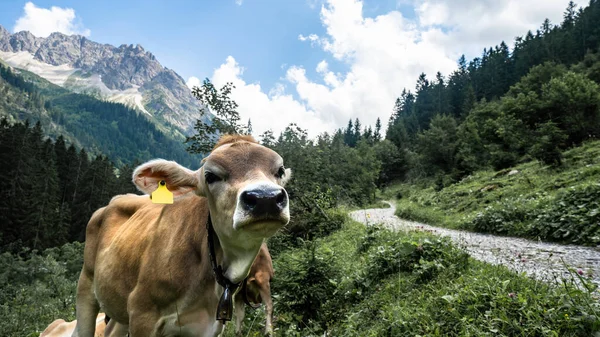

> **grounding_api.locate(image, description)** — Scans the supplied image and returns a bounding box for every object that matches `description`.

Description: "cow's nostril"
[241,191,258,209]
[275,190,286,206]
[241,188,287,215]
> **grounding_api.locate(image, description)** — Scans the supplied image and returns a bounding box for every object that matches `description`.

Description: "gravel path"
[349,202,600,289]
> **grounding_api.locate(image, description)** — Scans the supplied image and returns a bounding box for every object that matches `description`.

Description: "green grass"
[230,218,599,337]
[2,217,599,336]
[388,140,600,245]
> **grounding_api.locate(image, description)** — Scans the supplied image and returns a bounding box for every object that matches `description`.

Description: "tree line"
[0,119,138,253]
[1,1,600,253]
[384,0,600,186]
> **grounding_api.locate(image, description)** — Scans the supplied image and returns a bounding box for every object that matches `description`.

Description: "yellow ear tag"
[151,180,173,204]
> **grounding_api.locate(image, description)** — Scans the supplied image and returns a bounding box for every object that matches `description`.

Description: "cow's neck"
[206,213,262,285]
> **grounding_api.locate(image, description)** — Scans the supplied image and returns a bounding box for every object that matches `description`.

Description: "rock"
[0,24,206,135]
[481,184,498,192]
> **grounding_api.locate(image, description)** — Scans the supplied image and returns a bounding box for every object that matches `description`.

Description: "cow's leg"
[73,272,100,337]
[260,286,273,336]
[128,290,160,337]
[234,298,245,337]
[104,320,129,337]
[129,310,160,337]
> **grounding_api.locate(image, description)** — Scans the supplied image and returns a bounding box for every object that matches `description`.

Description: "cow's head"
[132,135,291,281]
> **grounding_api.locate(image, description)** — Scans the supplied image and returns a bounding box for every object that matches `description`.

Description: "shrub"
[530,121,568,166]
[361,234,469,285]
[0,242,83,336]
[471,201,533,236]
[528,184,600,244]
[272,240,339,332]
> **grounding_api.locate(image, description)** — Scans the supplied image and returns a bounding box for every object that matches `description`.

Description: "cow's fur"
[72,135,291,337]
[234,243,275,336]
[42,313,106,337]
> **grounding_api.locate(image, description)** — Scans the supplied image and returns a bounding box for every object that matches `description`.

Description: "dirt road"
[349,202,600,288]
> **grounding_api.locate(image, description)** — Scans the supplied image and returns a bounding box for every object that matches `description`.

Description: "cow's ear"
[280,168,292,187]
[132,159,204,197]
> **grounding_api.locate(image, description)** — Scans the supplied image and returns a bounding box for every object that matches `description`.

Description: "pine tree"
[344,119,354,147]
[260,129,276,148]
[374,118,382,142]
[353,118,362,146]
[247,118,253,135]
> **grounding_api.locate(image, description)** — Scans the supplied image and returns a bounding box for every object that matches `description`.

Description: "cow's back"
[83,193,210,325]
[251,244,274,279]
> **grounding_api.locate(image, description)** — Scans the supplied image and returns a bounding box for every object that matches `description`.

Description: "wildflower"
[508,293,516,298]
[564,314,569,319]
[521,258,527,263]
[577,269,584,275]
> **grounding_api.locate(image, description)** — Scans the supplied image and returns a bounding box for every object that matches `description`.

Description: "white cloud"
[208,56,331,138]
[236,0,244,5]
[298,34,319,42]
[200,0,578,138]
[13,2,90,38]
[186,76,202,90]
[415,0,578,58]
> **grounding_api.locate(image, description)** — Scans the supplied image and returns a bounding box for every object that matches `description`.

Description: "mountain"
[0,60,201,167]
[0,25,205,136]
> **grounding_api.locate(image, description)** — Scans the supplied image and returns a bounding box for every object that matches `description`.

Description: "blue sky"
[0,0,403,91]
[0,0,577,137]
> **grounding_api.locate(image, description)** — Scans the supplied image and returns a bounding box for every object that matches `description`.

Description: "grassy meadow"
[388,139,600,246]
[231,218,600,336]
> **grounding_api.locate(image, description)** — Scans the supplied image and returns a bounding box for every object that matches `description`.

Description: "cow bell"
[216,284,237,323]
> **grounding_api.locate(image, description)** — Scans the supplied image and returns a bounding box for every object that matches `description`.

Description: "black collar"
[206,213,241,323]
[206,213,263,323]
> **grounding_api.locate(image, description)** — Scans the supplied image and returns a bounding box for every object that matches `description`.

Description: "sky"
[0,0,579,137]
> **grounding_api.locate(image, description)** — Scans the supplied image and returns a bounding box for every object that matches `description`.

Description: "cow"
[41,313,107,337]
[72,134,292,337]
[234,243,275,336]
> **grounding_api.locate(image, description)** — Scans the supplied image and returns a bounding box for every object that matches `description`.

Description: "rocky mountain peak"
[0,24,206,135]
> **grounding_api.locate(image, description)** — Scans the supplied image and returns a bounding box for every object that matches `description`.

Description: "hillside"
[390,139,600,245]
[0,25,207,136]
[0,62,201,167]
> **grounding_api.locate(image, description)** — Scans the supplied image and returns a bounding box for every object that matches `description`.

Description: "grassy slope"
[387,140,600,245]
[229,219,599,337]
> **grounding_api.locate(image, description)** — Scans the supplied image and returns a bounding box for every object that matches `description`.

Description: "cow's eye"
[275,166,286,178]
[205,172,222,184]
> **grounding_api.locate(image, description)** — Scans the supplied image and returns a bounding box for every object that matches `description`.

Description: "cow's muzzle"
[240,187,288,218]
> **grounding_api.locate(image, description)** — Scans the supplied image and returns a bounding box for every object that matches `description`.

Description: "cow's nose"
[241,188,287,215]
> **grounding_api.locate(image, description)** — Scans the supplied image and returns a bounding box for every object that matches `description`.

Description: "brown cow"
[41,313,107,337]
[72,135,291,337]
[234,243,275,336]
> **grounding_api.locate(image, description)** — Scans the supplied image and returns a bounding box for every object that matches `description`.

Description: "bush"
[471,201,533,236]
[0,242,83,336]
[360,234,469,286]
[530,121,568,166]
[271,240,339,332]
[528,184,600,244]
